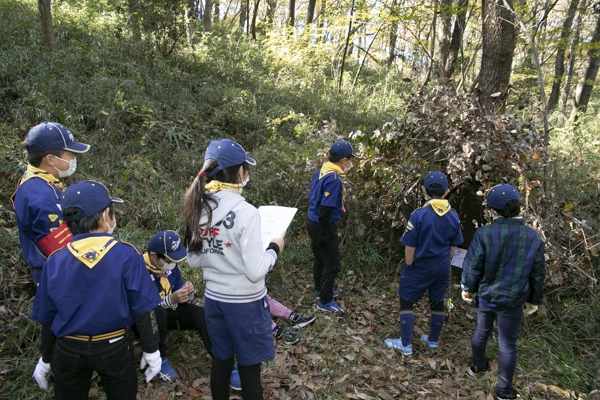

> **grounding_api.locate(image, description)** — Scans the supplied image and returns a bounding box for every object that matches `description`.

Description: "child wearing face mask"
[306,140,359,313]
[11,122,90,286]
[142,230,216,384]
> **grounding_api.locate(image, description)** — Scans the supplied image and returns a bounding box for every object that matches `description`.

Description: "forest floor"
[116,262,596,400]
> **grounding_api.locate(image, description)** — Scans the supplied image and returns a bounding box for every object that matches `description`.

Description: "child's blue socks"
[428,311,445,342]
[399,311,414,346]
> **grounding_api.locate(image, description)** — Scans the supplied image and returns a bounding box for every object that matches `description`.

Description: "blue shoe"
[384,338,413,356]
[316,300,346,313]
[157,357,179,383]
[229,365,241,391]
[420,335,439,349]
[313,289,340,298]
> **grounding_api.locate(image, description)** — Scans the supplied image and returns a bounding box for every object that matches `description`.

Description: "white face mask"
[242,174,250,187]
[343,159,352,173]
[160,260,177,271]
[103,211,116,235]
[53,156,77,178]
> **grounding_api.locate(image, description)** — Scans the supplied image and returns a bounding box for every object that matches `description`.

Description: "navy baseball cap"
[424,171,449,191]
[27,122,90,154]
[62,181,123,221]
[148,230,187,262]
[329,140,359,158]
[484,184,521,210]
[204,139,256,177]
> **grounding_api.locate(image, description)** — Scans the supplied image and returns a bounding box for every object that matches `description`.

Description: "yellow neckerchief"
[143,253,171,298]
[319,161,346,180]
[20,165,64,190]
[425,199,451,216]
[67,236,118,269]
[205,180,243,194]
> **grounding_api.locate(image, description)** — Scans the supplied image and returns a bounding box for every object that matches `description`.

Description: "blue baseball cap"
[27,122,90,154]
[204,139,256,177]
[148,230,187,262]
[484,184,521,210]
[329,140,359,158]
[62,181,123,221]
[424,171,449,191]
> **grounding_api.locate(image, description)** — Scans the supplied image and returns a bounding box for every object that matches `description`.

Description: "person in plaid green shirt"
[461,184,545,400]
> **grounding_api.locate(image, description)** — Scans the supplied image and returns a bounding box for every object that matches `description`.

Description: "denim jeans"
[471,301,522,393]
[306,220,340,304]
[52,334,137,400]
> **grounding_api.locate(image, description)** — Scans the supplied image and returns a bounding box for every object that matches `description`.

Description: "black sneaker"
[467,362,491,377]
[273,325,300,345]
[495,387,518,400]
[289,313,317,328]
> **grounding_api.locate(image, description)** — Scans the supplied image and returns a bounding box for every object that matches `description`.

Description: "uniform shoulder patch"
[48,214,59,223]
[121,241,142,255]
[405,221,415,232]
[324,191,330,197]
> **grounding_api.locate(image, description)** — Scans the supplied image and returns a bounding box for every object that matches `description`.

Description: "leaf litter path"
[131,268,580,400]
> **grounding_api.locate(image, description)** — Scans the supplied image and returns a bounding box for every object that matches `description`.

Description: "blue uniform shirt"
[400,199,463,262]
[11,166,65,282]
[31,233,161,338]
[307,164,345,224]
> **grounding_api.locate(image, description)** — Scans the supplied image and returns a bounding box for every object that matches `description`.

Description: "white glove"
[524,302,539,316]
[140,350,161,382]
[462,291,474,303]
[32,357,51,390]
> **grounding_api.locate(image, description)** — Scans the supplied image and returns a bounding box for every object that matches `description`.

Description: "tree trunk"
[266,0,276,24]
[421,0,438,88]
[127,0,141,41]
[288,0,296,28]
[204,0,213,32]
[307,0,317,24]
[547,0,579,112]
[186,0,197,43]
[570,4,600,122]
[38,0,57,51]
[239,0,248,30]
[251,0,260,39]
[562,0,586,109]
[388,0,399,67]
[477,0,516,111]
[214,0,220,24]
[438,0,453,73]
[444,0,468,78]
[338,0,356,93]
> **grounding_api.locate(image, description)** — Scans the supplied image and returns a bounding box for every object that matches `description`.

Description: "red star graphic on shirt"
[225,242,232,247]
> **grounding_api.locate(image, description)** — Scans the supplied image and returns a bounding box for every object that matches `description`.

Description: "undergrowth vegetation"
[1,0,599,398]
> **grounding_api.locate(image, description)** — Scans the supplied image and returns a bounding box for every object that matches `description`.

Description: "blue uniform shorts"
[205,296,275,366]
[398,258,451,303]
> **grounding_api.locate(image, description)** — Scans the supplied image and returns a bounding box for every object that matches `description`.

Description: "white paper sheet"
[450,247,468,268]
[258,206,298,250]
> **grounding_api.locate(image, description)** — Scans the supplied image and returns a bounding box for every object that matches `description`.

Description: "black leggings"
[211,357,263,400]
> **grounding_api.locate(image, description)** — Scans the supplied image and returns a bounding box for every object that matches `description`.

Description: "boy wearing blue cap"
[31,180,162,399]
[184,139,285,400]
[306,140,358,313]
[385,171,463,356]
[143,230,210,383]
[11,122,90,285]
[461,184,545,400]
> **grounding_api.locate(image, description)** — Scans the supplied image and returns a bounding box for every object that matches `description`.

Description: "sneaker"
[313,289,340,298]
[420,334,439,349]
[273,325,300,344]
[383,338,413,356]
[495,387,518,400]
[157,357,179,383]
[289,312,317,328]
[316,300,346,313]
[467,361,491,377]
[229,365,241,391]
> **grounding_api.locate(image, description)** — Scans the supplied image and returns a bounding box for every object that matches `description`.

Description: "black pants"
[154,303,212,357]
[306,220,340,304]
[52,334,137,400]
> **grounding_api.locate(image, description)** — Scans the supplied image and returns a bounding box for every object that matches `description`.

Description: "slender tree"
[387,0,400,66]
[562,0,586,108]
[204,0,214,32]
[444,0,468,78]
[251,0,260,39]
[477,0,516,111]
[38,0,57,51]
[307,0,317,24]
[570,2,600,121]
[288,0,296,27]
[438,0,453,72]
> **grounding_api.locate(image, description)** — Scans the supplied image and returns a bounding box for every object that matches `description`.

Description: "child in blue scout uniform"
[11,122,90,285]
[143,229,222,384]
[461,184,545,400]
[385,171,463,356]
[30,180,162,399]
[306,140,358,313]
[184,139,285,400]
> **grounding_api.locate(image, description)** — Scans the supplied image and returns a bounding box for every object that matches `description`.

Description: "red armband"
[37,222,73,256]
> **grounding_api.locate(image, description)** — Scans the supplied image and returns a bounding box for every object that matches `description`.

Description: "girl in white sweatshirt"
[184,139,284,400]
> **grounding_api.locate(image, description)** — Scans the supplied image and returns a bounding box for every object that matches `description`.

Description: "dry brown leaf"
[428,358,437,369]
[549,385,571,397]
[186,386,204,397]
[332,381,349,393]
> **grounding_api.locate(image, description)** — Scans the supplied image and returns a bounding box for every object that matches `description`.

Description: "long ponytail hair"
[183,159,249,252]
